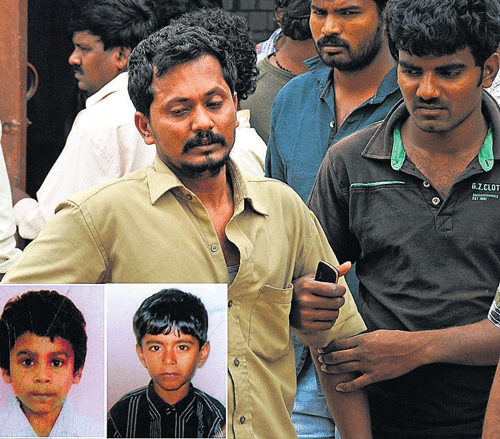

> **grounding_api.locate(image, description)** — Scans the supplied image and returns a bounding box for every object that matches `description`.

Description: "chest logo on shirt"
[471,182,500,201]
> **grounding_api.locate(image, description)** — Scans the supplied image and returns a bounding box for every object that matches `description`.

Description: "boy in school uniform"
[0,289,101,437]
[107,289,225,438]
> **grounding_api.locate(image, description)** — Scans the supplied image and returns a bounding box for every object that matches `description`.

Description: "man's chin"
[176,154,230,179]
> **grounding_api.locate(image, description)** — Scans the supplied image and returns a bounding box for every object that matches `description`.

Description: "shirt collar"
[85,71,128,108]
[147,156,269,216]
[304,56,399,104]
[364,92,500,171]
[147,380,196,413]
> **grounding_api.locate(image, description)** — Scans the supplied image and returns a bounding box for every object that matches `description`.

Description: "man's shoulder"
[67,166,151,206]
[276,70,319,101]
[76,87,136,129]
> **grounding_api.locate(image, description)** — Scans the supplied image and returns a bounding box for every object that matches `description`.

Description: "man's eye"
[171,108,188,116]
[401,69,420,76]
[178,345,189,351]
[149,345,160,352]
[22,358,34,367]
[440,70,461,78]
[207,101,223,109]
[51,359,64,367]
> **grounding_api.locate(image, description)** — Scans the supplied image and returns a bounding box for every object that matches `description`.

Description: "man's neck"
[401,109,488,197]
[178,166,240,266]
[272,38,318,75]
[179,166,233,209]
[332,43,395,127]
[332,43,395,96]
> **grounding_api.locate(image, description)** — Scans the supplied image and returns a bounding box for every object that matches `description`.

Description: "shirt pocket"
[248,284,293,362]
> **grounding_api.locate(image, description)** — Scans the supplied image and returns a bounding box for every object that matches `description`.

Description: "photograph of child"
[106,284,227,438]
[0,285,105,437]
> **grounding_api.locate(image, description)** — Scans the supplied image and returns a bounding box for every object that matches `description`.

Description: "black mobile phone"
[314,261,339,283]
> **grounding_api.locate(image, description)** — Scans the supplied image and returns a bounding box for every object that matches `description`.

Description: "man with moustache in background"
[12,0,157,241]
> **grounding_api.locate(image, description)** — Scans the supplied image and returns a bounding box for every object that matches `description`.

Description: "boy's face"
[1,332,82,418]
[136,330,210,405]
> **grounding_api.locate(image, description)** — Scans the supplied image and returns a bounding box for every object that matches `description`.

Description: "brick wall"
[222,0,277,43]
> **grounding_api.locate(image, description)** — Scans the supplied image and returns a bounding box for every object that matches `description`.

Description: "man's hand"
[317,329,426,392]
[290,261,351,331]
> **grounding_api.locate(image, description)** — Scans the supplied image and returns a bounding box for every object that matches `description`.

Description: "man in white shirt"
[13,0,158,240]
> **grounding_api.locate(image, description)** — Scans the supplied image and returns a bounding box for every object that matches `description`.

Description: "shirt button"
[185,194,192,200]
[228,300,233,308]
[240,416,246,424]
[234,358,240,367]
[423,181,430,188]
[431,197,441,206]
[210,244,218,252]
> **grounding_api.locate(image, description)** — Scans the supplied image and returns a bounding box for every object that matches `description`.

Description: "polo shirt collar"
[364,91,500,171]
[147,156,269,216]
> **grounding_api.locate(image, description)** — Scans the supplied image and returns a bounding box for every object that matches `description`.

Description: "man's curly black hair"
[171,8,258,102]
[386,0,500,66]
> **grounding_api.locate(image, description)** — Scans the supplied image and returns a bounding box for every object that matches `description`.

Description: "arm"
[311,346,372,438]
[317,318,500,392]
[483,357,500,439]
[290,261,351,331]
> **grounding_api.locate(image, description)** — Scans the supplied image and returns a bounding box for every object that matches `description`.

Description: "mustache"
[316,35,349,48]
[182,131,228,153]
[73,66,83,74]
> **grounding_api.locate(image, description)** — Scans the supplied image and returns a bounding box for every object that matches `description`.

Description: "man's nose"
[416,72,441,100]
[68,49,81,66]
[191,106,215,133]
[322,15,341,36]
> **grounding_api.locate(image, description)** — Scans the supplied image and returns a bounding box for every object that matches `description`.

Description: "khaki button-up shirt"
[3,157,365,438]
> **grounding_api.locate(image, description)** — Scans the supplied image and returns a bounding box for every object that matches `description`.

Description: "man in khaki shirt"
[3,24,370,438]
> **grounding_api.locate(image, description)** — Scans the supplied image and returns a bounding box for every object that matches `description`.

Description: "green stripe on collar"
[478,128,494,171]
[391,123,406,171]
[392,124,494,172]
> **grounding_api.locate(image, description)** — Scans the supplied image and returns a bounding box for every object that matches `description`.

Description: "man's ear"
[136,344,148,369]
[135,112,156,145]
[72,368,83,385]
[197,341,210,369]
[482,52,500,88]
[1,368,12,384]
[115,46,131,72]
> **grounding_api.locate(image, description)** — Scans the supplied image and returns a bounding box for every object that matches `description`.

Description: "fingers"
[336,261,352,277]
[335,374,372,393]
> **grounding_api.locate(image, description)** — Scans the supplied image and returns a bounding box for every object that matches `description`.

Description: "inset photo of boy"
[106,284,227,438]
[0,285,105,438]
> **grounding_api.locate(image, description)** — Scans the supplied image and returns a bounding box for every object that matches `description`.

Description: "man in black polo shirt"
[302,0,500,437]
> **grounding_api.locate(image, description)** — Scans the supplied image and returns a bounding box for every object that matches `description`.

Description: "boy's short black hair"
[133,289,209,348]
[128,23,237,118]
[0,290,87,374]
[386,0,500,66]
[67,0,158,51]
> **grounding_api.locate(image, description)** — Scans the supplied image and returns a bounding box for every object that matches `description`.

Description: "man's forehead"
[398,47,475,66]
[151,55,231,97]
[311,0,373,9]
[72,30,103,45]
